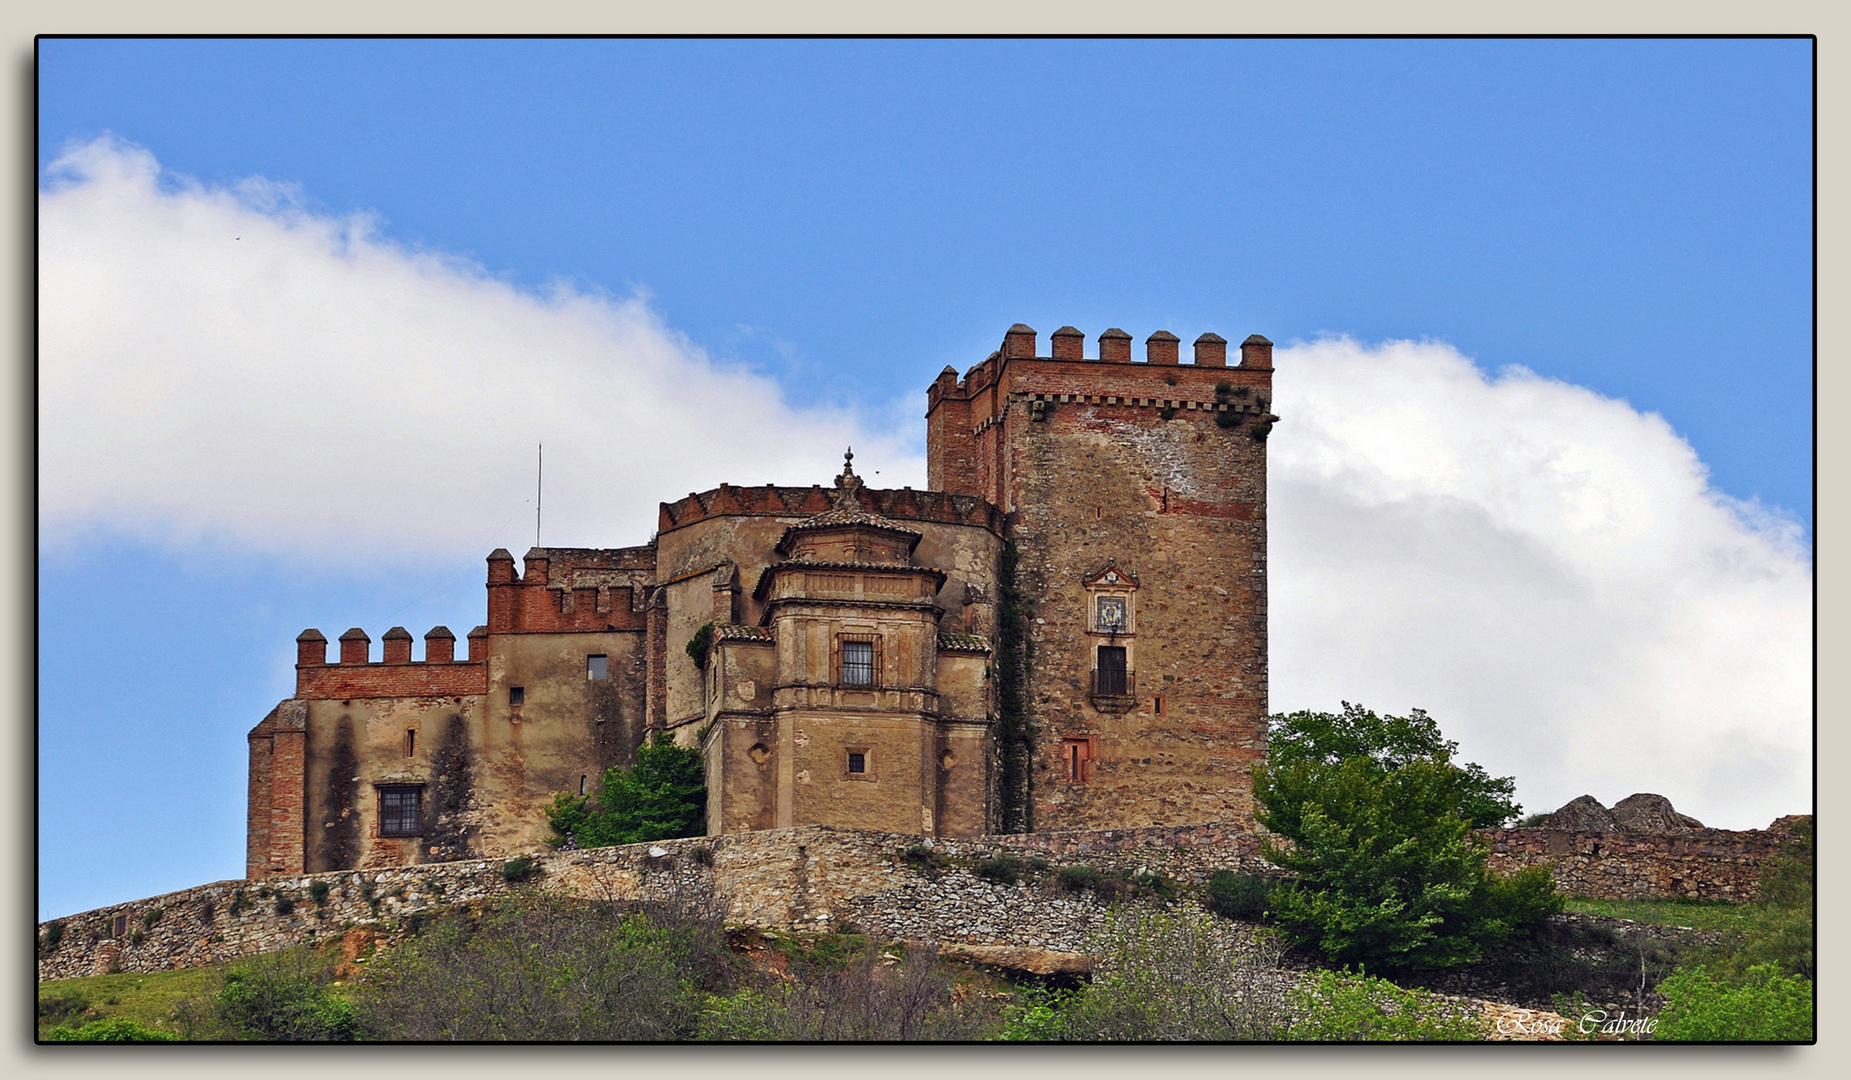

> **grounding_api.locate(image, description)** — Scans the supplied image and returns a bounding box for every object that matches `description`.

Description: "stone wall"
[39,818,1802,981]
[1485,823,1799,902]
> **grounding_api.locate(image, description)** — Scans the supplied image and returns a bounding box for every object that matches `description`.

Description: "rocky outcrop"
[1611,794,1703,834]
[933,943,1095,978]
[1541,793,1702,835]
[1543,795,1619,833]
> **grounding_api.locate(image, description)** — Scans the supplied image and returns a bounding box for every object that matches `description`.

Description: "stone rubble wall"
[38,819,1799,981]
[1483,824,1796,902]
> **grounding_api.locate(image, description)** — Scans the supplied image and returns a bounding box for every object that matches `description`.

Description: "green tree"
[547,730,706,848]
[1254,703,1559,971]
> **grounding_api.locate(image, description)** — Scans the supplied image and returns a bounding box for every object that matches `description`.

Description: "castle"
[246,324,1278,879]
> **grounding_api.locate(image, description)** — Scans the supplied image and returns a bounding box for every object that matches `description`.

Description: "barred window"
[379,786,423,837]
[837,634,882,687]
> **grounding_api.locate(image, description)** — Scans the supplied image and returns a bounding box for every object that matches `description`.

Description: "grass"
[37,963,230,1040]
[1563,897,1761,935]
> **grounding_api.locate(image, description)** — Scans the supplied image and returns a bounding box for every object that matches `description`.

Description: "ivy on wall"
[994,542,1035,833]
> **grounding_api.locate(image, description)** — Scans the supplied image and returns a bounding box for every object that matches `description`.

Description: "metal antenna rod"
[536,443,543,548]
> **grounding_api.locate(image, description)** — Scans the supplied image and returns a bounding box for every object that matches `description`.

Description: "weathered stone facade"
[248,322,1277,878]
[926,326,1276,832]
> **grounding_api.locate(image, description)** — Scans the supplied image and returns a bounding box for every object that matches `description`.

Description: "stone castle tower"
[247,323,1275,878]
[926,325,1276,832]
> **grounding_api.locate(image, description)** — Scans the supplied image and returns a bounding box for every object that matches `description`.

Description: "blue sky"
[37,38,1813,920]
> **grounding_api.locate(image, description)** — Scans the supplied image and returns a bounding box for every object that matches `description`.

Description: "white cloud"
[39,138,1810,832]
[1269,337,1812,830]
[38,137,924,562]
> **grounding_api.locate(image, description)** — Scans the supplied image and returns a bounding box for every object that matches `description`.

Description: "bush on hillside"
[1254,703,1559,971]
[1653,963,1813,1042]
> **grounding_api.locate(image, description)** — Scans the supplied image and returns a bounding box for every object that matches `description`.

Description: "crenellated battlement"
[485,547,653,635]
[926,324,1273,412]
[926,322,1277,499]
[294,624,489,699]
[657,483,1004,536]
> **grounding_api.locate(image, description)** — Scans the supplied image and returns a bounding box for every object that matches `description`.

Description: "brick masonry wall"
[295,662,489,700]
[39,821,1799,980]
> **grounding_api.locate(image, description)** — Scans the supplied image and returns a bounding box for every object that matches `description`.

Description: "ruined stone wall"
[40,819,1799,981]
[1484,825,1796,902]
[39,825,1260,980]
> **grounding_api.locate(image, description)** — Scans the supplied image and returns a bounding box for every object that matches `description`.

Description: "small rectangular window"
[841,640,875,686]
[509,686,525,706]
[579,774,588,796]
[404,728,417,757]
[113,914,127,938]
[379,786,423,837]
[1063,738,1093,783]
[1154,694,1165,716]
[587,654,608,680]
[847,751,867,774]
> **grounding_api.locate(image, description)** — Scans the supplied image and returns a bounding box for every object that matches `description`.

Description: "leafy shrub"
[36,987,89,1027]
[40,920,65,955]
[128,931,145,946]
[993,988,1079,1041]
[699,943,991,1041]
[43,1017,180,1042]
[547,730,706,848]
[308,881,330,907]
[994,904,1295,1040]
[1214,409,1241,429]
[764,931,877,977]
[1654,964,1813,1042]
[1286,971,1490,1041]
[358,898,720,1040]
[685,621,715,669]
[1206,871,1273,922]
[274,896,295,916]
[213,952,361,1041]
[690,845,714,866]
[1255,703,1558,971]
[1056,865,1103,893]
[501,856,537,883]
[1758,818,1813,908]
[141,907,164,929]
[229,889,249,916]
[974,855,1024,886]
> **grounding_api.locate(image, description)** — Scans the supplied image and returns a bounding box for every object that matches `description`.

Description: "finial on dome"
[834,447,865,503]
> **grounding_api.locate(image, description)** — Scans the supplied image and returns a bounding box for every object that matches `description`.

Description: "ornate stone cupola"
[770,449,924,568]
